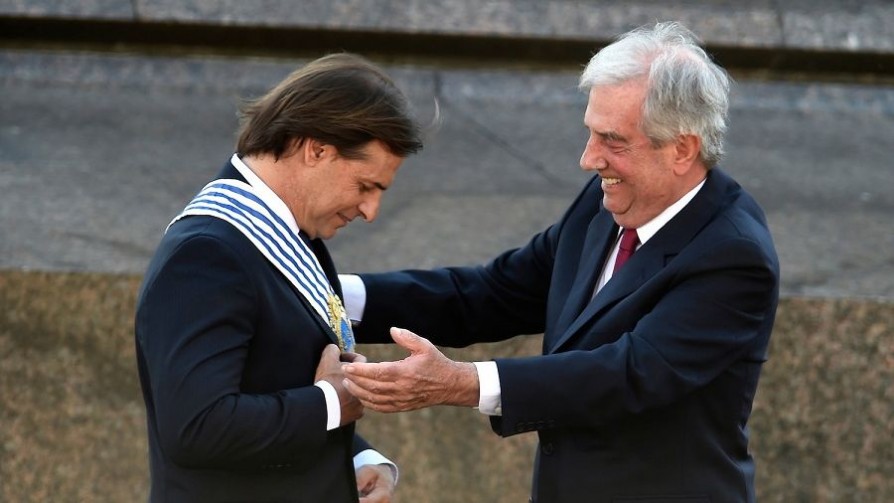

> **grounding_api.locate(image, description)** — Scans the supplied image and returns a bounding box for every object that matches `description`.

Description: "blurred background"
[1,1,893,501]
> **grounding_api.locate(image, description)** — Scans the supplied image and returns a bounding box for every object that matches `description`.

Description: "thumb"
[321,343,341,360]
[390,327,428,354]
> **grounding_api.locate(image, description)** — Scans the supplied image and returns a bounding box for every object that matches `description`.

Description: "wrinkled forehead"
[584,80,648,129]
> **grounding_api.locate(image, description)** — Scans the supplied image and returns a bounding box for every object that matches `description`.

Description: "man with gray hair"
[342,22,779,502]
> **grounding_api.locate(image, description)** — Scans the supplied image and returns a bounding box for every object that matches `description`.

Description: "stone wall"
[1,270,891,502]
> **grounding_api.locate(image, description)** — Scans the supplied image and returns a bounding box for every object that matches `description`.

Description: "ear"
[671,134,701,175]
[302,138,333,167]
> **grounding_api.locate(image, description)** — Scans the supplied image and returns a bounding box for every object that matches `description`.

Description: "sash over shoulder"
[168,179,355,352]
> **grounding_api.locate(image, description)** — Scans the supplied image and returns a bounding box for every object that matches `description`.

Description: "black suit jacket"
[355,169,779,503]
[135,161,370,502]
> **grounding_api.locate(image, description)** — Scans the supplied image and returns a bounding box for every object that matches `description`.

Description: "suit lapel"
[548,169,735,353]
[551,210,617,339]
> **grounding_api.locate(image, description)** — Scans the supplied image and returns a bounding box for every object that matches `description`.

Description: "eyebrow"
[598,131,628,143]
[584,125,628,143]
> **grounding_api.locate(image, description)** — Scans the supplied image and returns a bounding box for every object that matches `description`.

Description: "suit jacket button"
[541,442,555,455]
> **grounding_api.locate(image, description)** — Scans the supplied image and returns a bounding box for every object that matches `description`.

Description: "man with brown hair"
[135,53,422,502]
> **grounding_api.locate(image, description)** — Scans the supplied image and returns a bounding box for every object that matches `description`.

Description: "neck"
[241,153,278,185]
[241,153,310,234]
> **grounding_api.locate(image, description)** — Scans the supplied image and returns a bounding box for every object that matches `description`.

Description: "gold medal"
[327,293,355,352]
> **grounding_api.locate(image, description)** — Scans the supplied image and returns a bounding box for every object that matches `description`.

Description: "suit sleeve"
[136,233,329,469]
[355,230,554,346]
[492,233,779,435]
[353,176,601,347]
[352,434,372,455]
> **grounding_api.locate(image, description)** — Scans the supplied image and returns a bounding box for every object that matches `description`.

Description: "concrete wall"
[2,270,891,502]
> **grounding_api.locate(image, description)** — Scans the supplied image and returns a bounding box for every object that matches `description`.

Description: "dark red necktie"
[613,228,639,274]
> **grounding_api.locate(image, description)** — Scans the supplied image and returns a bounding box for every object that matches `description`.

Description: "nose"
[580,136,606,172]
[358,192,383,223]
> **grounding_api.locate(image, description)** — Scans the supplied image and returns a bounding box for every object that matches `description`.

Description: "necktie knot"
[613,228,639,273]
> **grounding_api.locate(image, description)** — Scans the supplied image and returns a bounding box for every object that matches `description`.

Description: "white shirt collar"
[229,153,303,237]
[633,177,706,244]
[593,177,707,295]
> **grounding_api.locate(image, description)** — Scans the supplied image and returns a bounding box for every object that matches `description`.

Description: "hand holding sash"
[315,344,366,425]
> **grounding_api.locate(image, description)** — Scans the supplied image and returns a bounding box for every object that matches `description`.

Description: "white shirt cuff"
[473,361,502,416]
[338,274,367,322]
[314,380,341,430]
[353,449,399,485]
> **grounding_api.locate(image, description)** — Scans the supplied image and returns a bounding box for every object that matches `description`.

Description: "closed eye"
[359,182,388,193]
[600,135,631,153]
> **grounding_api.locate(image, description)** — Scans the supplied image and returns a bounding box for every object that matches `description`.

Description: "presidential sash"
[167,179,355,352]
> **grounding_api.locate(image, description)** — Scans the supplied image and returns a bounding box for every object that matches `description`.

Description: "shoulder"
[675,170,779,271]
[161,216,259,263]
[694,202,780,280]
[141,215,263,295]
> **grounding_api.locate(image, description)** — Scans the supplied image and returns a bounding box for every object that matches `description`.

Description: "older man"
[343,22,779,503]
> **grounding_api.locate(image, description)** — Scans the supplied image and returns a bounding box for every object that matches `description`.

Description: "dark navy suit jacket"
[135,161,371,502]
[355,169,779,503]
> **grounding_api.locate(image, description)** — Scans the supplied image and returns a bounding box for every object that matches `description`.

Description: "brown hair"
[236,53,423,160]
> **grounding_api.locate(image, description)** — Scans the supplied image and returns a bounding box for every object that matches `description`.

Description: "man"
[134,53,423,502]
[342,22,779,503]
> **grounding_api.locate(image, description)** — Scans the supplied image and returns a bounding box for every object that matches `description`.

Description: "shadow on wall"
[0,270,891,502]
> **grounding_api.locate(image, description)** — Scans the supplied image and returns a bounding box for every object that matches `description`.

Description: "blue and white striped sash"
[167,179,355,352]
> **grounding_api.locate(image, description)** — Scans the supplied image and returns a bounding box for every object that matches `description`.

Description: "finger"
[389,326,431,354]
[321,343,341,361]
[358,399,401,413]
[362,482,391,502]
[343,378,376,402]
[355,465,377,493]
[340,351,367,364]
[343,371,381,392]
[344,380,402,412]
[359,488,387,503]
[344,361,388,380]
[343,377,388,403]
[355,471,373,488]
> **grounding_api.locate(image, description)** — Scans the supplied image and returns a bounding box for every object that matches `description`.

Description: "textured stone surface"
[0,0,133,19]
[782,3,894,52]
[7,0,893,54]
[132,0,893,53]
[751,297,894,502]
[1,270,892,502]
[0,272,146,502]
[4,49,894,297]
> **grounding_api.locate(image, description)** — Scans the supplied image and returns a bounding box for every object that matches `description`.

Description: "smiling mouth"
[602,177,622,186]
[338,214,351,225]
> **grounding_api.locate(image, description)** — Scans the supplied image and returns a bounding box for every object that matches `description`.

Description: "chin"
[320,227,342,240]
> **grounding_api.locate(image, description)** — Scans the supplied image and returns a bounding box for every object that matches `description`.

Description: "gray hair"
[579,22,731,167]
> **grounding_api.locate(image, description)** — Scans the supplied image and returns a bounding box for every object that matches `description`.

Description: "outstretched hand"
[343,327,479,412]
